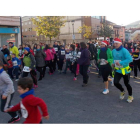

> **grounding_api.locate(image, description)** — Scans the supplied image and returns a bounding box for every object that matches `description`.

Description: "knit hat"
[24,47,30,52]
[114,38,122,44]
[101,40,108,46]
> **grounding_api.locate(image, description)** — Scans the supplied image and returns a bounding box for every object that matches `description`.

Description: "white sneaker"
[15,79,19,82]
[111,78,114,86]
[103,89,109,94]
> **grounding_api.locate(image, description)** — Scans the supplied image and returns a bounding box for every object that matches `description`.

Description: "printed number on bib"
[61,51,65,55]
[23,66,30,72]
[77,52,81,58]
[114,60,123,68]
[100,59,107,65]
[54,48,58,51]
[13,61,18,66]
[10,51,12,55]
[66,54,69,59]
[20,101,28,118]
[69,53,73,59]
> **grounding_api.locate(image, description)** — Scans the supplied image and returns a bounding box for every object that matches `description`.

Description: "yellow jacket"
[9,46,19,58]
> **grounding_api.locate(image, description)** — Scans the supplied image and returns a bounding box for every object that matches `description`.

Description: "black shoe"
[82,83,87,87]
[38,77,42,81]
[8,116,20,123]
[62,71,66,74]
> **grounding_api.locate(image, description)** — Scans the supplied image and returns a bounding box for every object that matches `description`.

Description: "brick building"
[22,16,105,45]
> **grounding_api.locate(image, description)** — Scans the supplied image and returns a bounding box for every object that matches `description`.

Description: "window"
[29,21,31,24]
[22,29,24,32]
[22,23,23,26]
[25,28,27,32]
[25,22,27,25]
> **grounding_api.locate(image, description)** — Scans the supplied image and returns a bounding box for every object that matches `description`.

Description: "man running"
[112,38,133,103]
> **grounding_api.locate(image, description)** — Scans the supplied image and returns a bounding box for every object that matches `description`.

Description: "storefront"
[0,27,21,48]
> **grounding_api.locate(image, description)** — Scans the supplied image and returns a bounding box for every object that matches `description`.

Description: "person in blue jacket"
[112,38,133,103]
[11,53,21,81]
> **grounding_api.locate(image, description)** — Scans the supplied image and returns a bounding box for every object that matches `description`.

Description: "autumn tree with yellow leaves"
[32,16,66,43]
[78,24,92,39]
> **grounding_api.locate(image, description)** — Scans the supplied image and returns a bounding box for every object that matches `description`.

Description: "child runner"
[69,44,78,81]
[0,61,20,123]
[57,45,66,74]
[132,48,140,78]
[22,47,38,88]
[12,53,21,81]
[112,38,133,103]
[7,56,14,79]
[5,77,49,124]
[97,40,113,94]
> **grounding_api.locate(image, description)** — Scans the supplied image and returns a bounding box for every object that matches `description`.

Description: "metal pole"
[72,23,74,43]
[20,16,23,45]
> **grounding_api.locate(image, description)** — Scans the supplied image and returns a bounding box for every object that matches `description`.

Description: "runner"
[0,61,20,123]
[9,42,19,58]
[5,77,49,124]
[112,38,133,103]
[22,47,38,88]
[97,40,113,94]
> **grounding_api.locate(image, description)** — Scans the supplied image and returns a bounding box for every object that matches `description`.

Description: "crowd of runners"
[0,38,139,123]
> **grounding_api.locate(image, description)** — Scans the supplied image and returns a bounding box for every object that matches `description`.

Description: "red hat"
[101,40,108,46]
[114,38,122,44]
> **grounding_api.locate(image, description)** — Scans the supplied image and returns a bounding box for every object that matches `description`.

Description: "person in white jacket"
[0,61,20,123]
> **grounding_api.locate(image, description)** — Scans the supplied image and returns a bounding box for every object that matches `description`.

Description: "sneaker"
[120,91,125,100]
[102,89,109,94]
[34,84,38,88]
[111,78,114,86]
[8,116,20,123]
[73,77,77,81]
[49,72,53,75]
[133,76,137,79]
[127,96,134,103]
[15,79,19,82]
[82,83,87,87]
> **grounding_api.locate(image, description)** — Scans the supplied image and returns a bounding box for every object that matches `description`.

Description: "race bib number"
[54,47,58,51]
[100,59,107,65]
[20,102,28,119]
[10,51,12,55]
[13,61,18,66]
[114,60,123,68]
[69,53,73,59]
[61,51,65,55]
[66,54,69,59]
[23,66,30,72]
[77,52,81,58]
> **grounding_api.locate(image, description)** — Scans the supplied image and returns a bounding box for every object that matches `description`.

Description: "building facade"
[125,31,131,41]
[0,16,21,48]
[22,16,103,45]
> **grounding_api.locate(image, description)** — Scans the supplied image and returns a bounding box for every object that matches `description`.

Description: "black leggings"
[114,72,132,96]
[70,62,77,77]
[36,67,44,78]
[58,59,64,71]
[22,70,37,85]
[133,60,140,77]
[100,64,112,82]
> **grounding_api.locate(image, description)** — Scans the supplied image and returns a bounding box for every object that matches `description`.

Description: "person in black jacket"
[1,45,10,58]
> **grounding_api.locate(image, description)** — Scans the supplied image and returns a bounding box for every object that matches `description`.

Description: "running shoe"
[15,79,19,82]
[73,77,77,81]
[102,89,109,94]
[34,84,38,88]
[127,96,134,103]
[120,91,125,100]
[82,83,87,87]
[8,116,20,123]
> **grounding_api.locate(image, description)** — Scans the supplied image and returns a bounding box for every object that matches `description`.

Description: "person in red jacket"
[5,77,49,124]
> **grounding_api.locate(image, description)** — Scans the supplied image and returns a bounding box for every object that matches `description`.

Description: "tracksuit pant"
[133,60,140,77]
[22,70,37,85]
[70,62,77,77]
[80,65,89,84]
[58,59,64,71]
[114,72,132,96]
[1,93,17,118]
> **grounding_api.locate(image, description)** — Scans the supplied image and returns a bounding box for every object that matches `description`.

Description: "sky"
[106,16,140,26]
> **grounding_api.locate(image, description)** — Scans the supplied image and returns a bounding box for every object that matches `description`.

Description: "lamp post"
[71,20,75,43]
[97,26,99,40]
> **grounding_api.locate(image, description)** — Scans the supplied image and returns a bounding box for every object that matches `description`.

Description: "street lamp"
[71,20,75,43]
